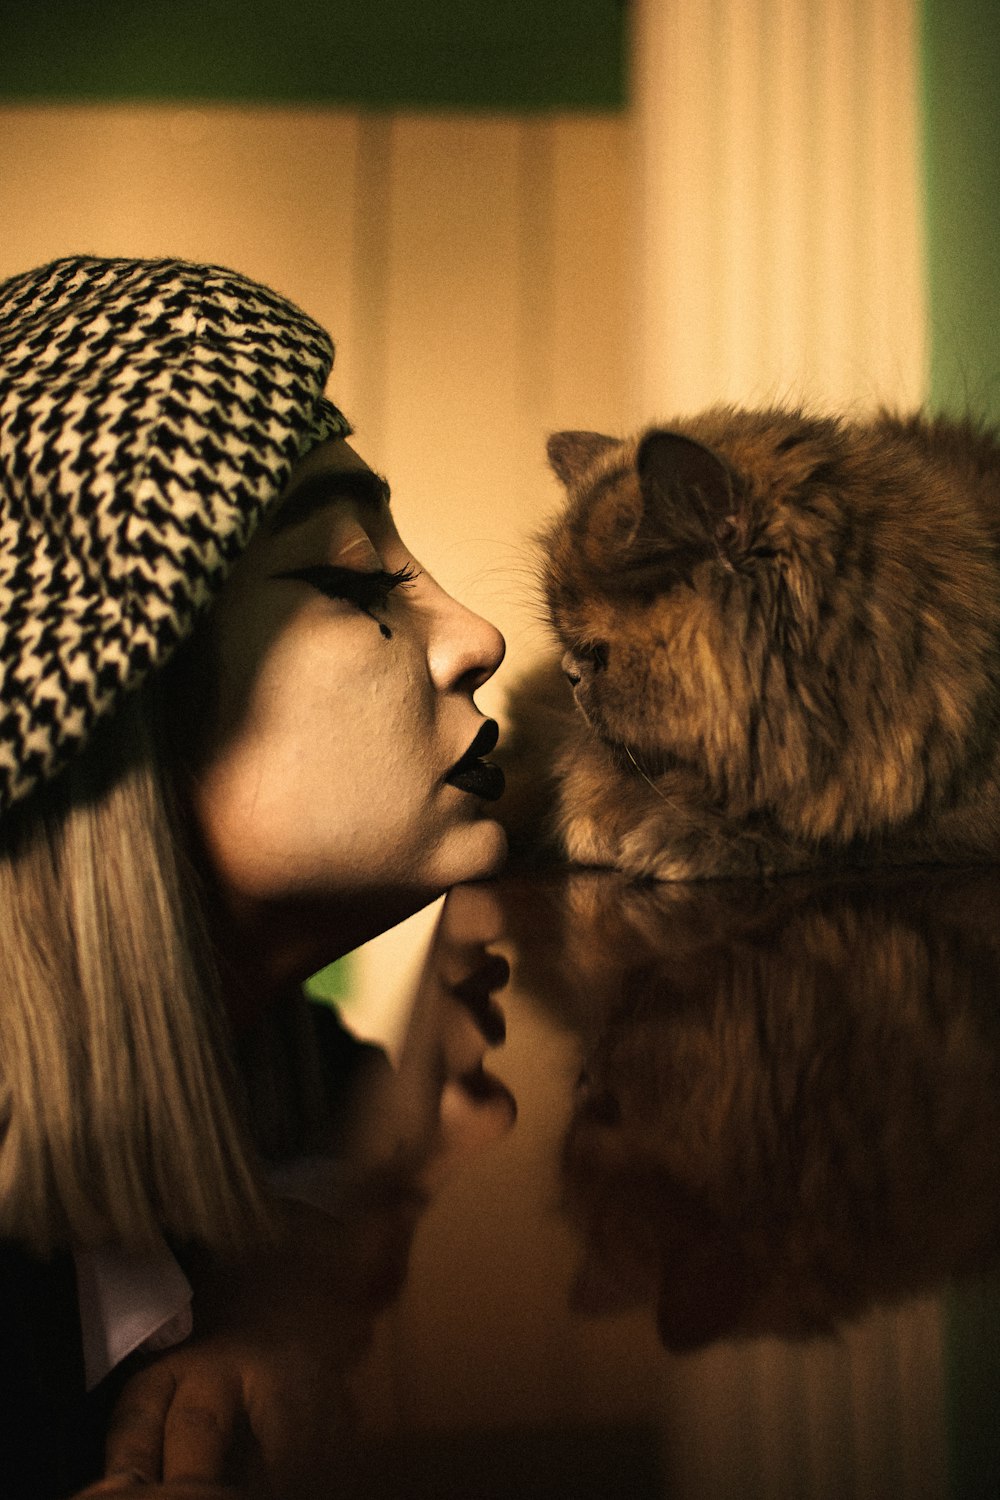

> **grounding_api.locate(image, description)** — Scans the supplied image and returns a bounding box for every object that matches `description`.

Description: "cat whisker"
[622,744,676,808]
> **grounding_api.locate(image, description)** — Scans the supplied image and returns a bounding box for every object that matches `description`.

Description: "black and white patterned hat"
[0,255,350,819]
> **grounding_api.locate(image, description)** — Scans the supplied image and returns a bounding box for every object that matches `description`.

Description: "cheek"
[190,621,441,893]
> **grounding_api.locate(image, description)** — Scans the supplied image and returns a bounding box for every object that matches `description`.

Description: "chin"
[446,816,508,887]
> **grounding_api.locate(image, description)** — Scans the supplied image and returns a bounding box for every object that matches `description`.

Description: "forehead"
[267,438,391,535]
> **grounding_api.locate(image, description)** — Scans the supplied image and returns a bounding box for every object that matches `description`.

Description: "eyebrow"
[268,467,392,535]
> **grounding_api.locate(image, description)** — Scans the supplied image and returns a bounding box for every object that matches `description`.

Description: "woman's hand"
[89,1197,410,1498]
[96,1326,356,1498]
[76,1481,238,1499]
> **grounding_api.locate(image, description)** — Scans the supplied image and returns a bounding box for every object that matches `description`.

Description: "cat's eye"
[273,562,418,637]
[562,639,609,679]
[580,640,609,671]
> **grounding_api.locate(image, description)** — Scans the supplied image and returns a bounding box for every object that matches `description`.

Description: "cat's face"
[543,426,745,765]
[541,408,999,841]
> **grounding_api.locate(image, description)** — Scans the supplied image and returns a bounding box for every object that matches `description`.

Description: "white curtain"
[630,0,928,419]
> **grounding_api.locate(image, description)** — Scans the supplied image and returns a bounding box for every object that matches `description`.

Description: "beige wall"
[0,104,633,719]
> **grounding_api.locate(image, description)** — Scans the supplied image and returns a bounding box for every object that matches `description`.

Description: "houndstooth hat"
[0,254,350,819]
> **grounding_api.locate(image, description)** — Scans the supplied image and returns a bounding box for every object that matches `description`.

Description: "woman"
[0,255,507,1496]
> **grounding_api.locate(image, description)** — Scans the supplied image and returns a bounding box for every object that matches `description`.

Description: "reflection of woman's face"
[182,439,507,971]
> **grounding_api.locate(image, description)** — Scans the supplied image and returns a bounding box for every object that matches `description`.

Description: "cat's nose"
[562,642,608,687]
[561,649,584,686]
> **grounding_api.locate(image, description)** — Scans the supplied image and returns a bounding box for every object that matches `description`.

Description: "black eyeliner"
[273,562,418,638]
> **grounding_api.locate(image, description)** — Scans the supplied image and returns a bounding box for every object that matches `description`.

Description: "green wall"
[922,11,1000,1491]
[920,0,1000,421]
[0,0,627,111]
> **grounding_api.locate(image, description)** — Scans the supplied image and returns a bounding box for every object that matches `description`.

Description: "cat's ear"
[637,429,744,556]
[547,431,617,488]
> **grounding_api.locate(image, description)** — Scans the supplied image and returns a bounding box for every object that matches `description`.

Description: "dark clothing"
[0,1002,385,1498]
[0,1242,128,1499]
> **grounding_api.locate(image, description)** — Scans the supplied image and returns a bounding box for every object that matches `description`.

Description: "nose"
[429,588,506,693]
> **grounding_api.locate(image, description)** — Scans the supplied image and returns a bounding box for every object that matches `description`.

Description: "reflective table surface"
[293,868,1000,1499]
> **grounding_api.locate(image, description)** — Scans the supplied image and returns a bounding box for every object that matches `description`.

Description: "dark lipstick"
[445,718,505,801]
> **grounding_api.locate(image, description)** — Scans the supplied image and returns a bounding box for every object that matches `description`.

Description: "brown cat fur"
[501,408,1000,878]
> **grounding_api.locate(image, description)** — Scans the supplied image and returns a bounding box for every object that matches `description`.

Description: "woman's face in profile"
[181,439,507,963]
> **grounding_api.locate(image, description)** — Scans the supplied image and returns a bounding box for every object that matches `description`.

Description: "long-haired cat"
[501,409,1000,878]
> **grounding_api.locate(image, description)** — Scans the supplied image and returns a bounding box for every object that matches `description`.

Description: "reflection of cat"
[502,411,1000,878]
[500,870,1000,1351]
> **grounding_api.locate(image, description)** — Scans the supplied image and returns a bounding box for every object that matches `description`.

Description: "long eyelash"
[274,563,419,638]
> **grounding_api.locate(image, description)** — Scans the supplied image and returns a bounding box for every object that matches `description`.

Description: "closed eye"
[273,563,419,637]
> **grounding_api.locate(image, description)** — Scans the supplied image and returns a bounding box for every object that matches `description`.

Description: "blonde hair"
[0,681,272,1256]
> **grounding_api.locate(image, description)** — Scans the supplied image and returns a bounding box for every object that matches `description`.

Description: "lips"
[445,718,505,802]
